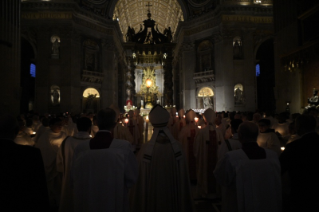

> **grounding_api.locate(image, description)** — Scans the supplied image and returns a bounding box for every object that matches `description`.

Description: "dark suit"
[280,132,319,212]
[0,138,49,211]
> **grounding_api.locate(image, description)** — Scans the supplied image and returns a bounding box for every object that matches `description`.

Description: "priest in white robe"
[194,108,224,198]
[214,122,282,212]
[34,117,50,144]
[127,110,140,149]
[130,105,194,212]
[257,119,282,156]
[35,118,67,208]
[168,107,180,140]
[71,108,138,212]
[56,117,92,212]
[179,109,198,181]
[110,105,134,144]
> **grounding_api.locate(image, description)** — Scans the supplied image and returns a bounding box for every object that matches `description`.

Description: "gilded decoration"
[137,67,161,96]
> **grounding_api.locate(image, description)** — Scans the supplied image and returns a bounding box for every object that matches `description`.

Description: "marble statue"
[234,88,243,104]
[51,88,60,105]
[52,38,60,55]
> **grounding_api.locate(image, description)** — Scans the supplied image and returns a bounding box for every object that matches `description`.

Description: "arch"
[198,87,214,97]
[83,87,100,98]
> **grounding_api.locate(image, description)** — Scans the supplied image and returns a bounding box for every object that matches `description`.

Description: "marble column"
[163,50,173,106]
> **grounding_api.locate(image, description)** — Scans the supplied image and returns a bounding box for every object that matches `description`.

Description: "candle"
[145,116,149,123]
[183,115,185,119]
[32,131,36,135]
[198,126,201,129]
[281,147,285,151]
[125,118,129,126]
[194,117,199,123]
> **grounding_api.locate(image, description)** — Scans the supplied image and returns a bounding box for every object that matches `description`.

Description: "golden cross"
[145,2,152,13]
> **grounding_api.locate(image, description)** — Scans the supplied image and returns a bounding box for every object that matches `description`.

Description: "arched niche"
[50,85,60,105]
[197,87,214,109]
[82,87,100,113]
[197,40,214,72]
[233,36,243,59]
[234,83,244,105]
[51,35,60,58]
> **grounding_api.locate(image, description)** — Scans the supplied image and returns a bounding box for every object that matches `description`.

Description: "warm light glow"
[183,115,185,118]
[281,147,285,151]
[32,132,36,135]
[83,88,100,98]
[145,116,149,122]
[146,79,152,88]
[194,117,199,123]
[125,118,129,124]
[90,135,92,138]
[198,126,201,129]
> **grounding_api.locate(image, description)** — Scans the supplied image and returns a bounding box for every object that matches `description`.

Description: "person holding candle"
[194,108,224,198]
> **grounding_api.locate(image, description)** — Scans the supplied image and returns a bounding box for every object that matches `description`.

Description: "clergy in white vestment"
[35,118,67,208]
[214,122,282,212]
[179,109,198,181]
[217,119,243,212]
[109,105,134,144]
[127,110,140,149]
[194,108,224,198]
[34,117,50,144]
[168,107,180,140]
[257,119,282,156]
[130,105,194,212]
[56,117,92,212]
[14,118,35,146]
[178,108,186,131]
[31,115,42,132]
[61,116,77,136]
[71,108,138,212]
[134,109,144,147]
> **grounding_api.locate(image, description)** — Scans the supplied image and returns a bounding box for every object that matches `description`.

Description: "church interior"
[1,0,318,115]
[1,1,319,212]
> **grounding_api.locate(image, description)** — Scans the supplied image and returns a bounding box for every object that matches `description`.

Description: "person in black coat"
[0,113,49,211]
[280,114,319,212]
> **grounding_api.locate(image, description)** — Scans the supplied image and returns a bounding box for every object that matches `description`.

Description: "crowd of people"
[1,106,319,212]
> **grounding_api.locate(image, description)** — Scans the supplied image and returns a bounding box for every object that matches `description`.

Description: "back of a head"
[97,108,116,130]
[238,122,259,143]
[258,118,271,127]
[203,108,216,125]
[42,117,49,127]
[231,119,243,133]
[0,113,19,140]
[296,114,316,136]
[77,117,92,132]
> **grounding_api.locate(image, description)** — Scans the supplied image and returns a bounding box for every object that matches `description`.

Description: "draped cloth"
[194,125,224,197]
[71,136,138,212]
[179,124,198,181]
[214,149,282,212]
[130,127,194,212]
[56,132,91,212]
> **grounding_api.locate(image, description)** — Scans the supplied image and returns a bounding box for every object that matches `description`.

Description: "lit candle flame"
[198,126,201,129]
[125,118,129,124]
[281,147,285,151]
[183,115,185,118]
[194,117,199,123]
[32,132,36,135]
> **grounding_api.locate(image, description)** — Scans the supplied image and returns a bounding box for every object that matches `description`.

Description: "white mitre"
[149,105,170,128]
[203,108,216,125]
[144,105,181,161]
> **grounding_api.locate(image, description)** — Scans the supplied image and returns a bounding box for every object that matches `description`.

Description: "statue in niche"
[306,88,319,109]
[203,97,213,109]
[51,88,60,105]
[233,40,243,59]
[52,38,60,55]
[86,93,97,110]
[234,87,244,104]
[85,52,95,71]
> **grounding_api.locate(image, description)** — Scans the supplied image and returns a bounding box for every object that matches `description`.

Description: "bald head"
[0,113,19,140]
[238,122,259,143]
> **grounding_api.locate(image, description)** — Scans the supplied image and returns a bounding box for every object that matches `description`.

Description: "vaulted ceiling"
[113,0,184,41]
